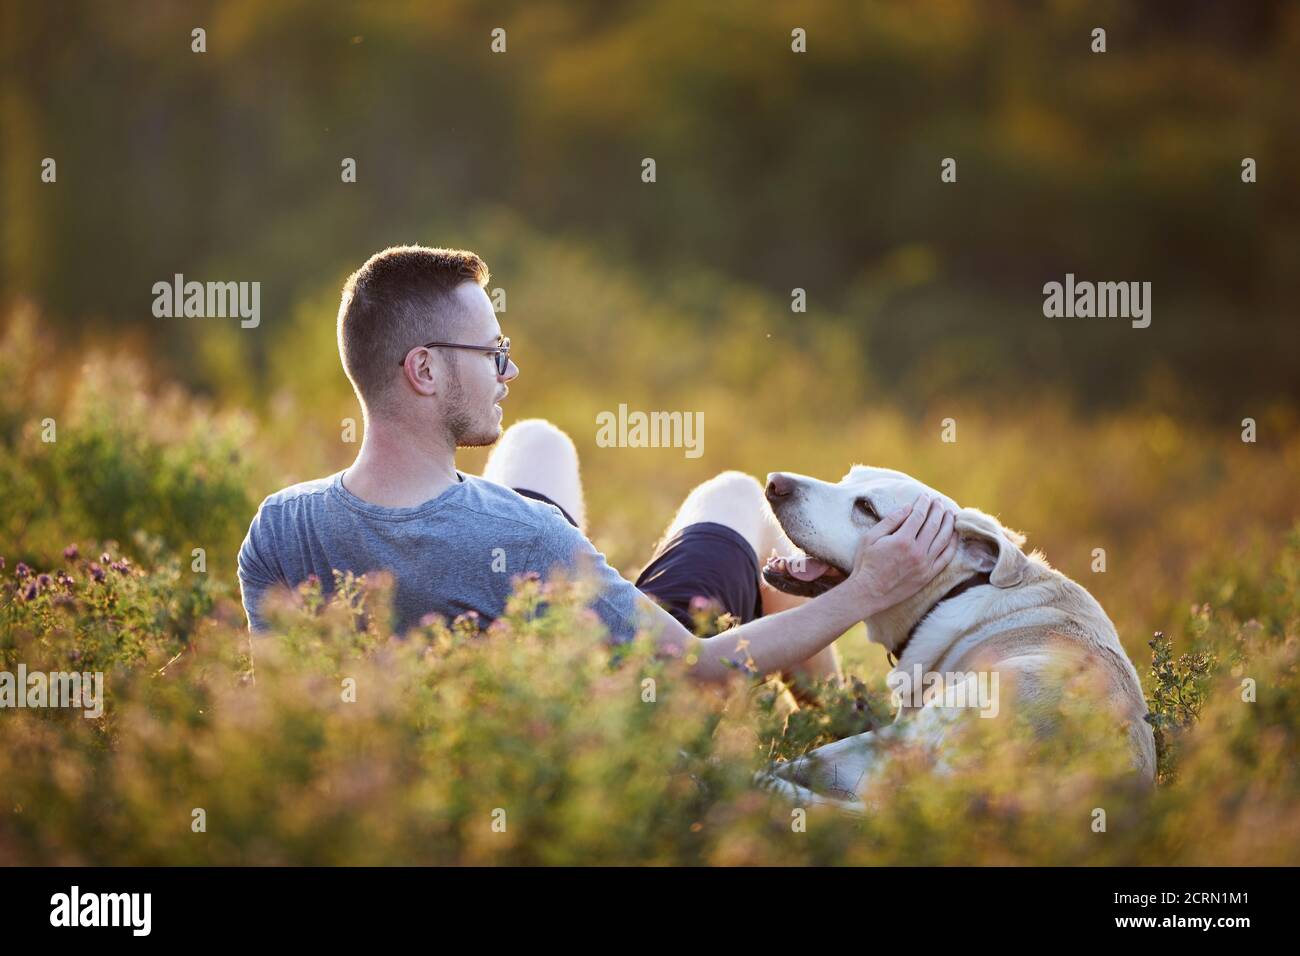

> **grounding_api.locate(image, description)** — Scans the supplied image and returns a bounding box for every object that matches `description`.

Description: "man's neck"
[342,418,460,508]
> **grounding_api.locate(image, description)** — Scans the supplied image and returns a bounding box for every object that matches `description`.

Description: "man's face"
[439,282,518,448]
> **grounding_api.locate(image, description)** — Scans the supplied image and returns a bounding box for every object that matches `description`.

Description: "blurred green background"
[3,0,1298,413]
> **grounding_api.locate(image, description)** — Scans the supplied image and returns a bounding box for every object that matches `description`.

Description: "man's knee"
[691,470,765,508]
[483,418,586,530]
[495,418,579,461]
[667,470,768,554]
[485,420,579,476]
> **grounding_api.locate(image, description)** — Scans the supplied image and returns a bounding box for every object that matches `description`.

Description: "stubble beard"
[445,374,501,449]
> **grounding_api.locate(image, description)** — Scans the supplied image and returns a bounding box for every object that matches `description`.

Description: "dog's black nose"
[766,473,795,500]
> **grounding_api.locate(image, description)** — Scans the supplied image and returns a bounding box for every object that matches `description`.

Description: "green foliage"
[756,674,891,764]
[2,520,1298,864]
[0,312,256,568]
[0,285,1297,862]
[4,2,1297,410]
[1146,630,1216,784]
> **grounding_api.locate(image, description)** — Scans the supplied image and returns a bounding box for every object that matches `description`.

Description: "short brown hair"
[337,245,490,408]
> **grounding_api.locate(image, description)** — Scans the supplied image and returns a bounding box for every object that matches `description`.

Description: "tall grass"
[1,227,1297,864]
[2,527,1296,864]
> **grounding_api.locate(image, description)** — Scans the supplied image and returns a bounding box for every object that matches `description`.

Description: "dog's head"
[762,465,1029,598]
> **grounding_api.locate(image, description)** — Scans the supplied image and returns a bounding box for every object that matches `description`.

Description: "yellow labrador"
[758,465,1156,812]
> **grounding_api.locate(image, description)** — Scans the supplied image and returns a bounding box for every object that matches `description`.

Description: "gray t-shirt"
[237,471,644,641]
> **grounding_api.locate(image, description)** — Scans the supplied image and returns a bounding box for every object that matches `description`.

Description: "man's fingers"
[865,503,911,543]
[930,529,959,573]
[926,511,955,559]
[897,494,931,539]
[916,499,947,549]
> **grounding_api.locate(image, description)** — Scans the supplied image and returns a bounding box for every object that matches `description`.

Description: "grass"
[1,227,1298,864]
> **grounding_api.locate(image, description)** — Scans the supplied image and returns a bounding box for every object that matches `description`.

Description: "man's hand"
[835,494,959,616]
[665,494,960,682]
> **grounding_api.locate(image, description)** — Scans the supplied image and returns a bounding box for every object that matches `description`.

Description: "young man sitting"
[237,246,957,682]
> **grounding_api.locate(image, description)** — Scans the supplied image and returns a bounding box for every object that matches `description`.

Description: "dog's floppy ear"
[955,508,1029,588]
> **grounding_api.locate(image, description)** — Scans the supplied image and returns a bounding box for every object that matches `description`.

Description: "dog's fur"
[758,465,1157,812]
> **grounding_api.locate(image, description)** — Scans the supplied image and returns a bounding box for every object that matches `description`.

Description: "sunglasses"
[401,335,511,375]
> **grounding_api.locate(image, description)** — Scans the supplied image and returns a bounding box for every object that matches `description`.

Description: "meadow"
[2,222,1297,864]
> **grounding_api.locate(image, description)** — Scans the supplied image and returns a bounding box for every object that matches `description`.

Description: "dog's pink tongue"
[789,555,831,582]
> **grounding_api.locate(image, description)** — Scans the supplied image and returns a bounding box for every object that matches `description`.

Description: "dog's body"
[758,465,1156,812]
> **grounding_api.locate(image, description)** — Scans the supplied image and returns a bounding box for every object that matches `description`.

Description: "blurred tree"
[1,0,1296,412]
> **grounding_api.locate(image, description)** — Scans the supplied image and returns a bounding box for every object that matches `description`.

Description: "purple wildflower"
[15,561,31,580]
[63,544,79,561]
[88,563,106,583]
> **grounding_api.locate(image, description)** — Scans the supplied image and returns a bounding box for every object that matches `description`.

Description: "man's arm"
[237,505,283,634]
[643,495,957,683]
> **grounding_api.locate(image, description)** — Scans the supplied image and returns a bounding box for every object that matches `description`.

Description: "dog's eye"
[855,498,878,520]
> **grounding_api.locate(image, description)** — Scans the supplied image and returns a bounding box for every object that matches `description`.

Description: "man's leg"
[484,437,840,684]
[647,471,842,686]
[482,419,587,532]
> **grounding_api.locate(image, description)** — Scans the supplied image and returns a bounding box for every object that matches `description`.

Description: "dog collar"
[888,571,993,668]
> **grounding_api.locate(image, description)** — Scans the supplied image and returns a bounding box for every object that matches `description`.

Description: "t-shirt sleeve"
[529,512,650,644]
[237,503,284,635]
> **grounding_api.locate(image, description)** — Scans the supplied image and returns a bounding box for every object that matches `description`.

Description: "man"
[237,245,958,683]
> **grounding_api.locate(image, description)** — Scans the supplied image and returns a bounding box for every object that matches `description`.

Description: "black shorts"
[514,488,764,635]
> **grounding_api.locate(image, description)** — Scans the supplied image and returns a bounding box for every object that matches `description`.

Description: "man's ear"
[401,349,441,397]
[955,508,1029,588]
